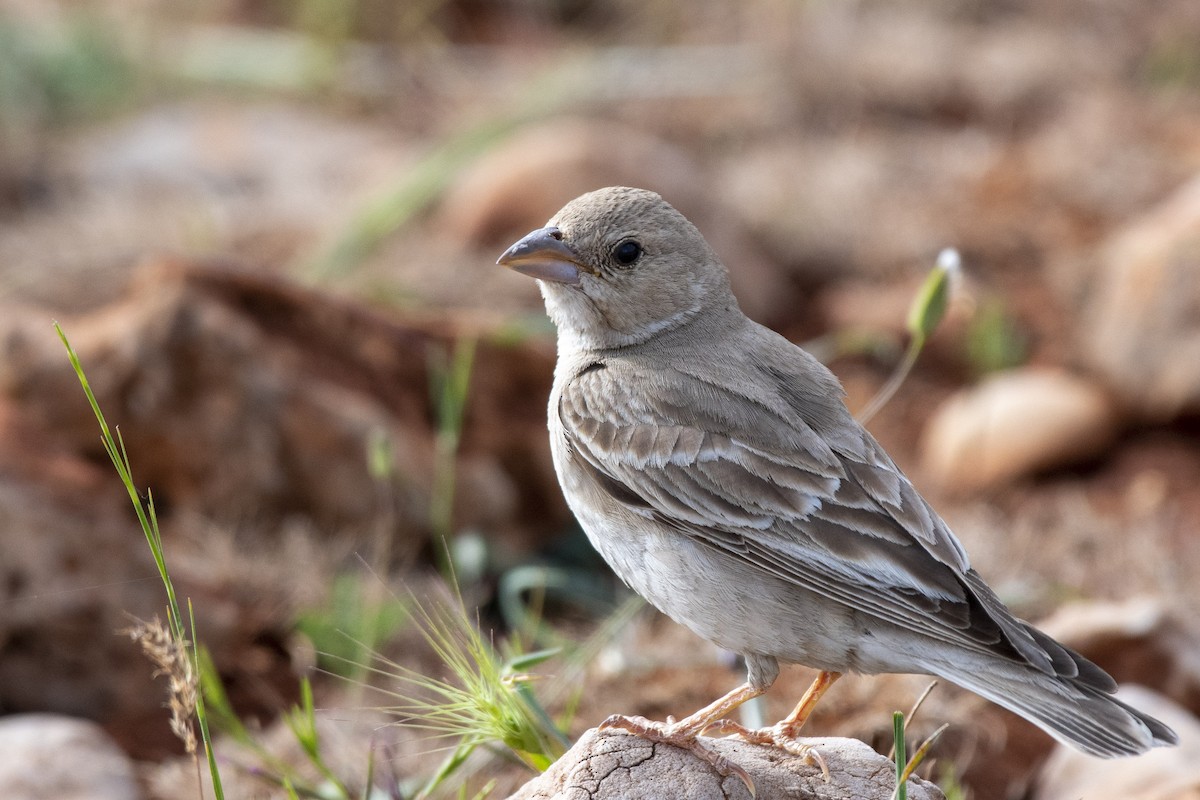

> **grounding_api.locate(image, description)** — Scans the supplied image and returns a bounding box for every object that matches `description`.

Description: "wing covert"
[557,359,1057,671]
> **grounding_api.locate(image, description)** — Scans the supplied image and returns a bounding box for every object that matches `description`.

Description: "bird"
[496,186,1178,780]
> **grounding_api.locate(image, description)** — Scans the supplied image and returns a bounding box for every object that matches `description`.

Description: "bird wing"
[558,357,1084,678]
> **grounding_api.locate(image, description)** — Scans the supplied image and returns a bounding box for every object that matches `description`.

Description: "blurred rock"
[785,2,1124,128]
[143,703,403,800]
[0,388,172,749]
[920,367,1119,492]
[1034,686,1200,800]
[1,258,562,539]
[720,130,997,280]
[0,714,141,800]
[0,258,568,757]
[0,101,412,310]
[1023,91,1183,228]
[435,117,792,324]
[1039,597,1200,712]
[2,260,425,535]
[507,729,944,800]
[1078,174,1200,421]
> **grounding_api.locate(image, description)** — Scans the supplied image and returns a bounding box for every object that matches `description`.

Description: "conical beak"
[496,227,586,285]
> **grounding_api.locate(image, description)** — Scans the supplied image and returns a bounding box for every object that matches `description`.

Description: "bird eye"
[613,240,643,266]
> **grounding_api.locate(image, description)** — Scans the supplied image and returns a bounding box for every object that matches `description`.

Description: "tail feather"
[1024,624,1117,692]
[947,665,1178,757]
[935,588,1175,756]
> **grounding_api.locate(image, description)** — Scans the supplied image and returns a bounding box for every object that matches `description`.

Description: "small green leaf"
[858,249,961,425]
[504,648,563,674]
[906,248,960,345]
[366,428,394,482]
[965,297,1028,375]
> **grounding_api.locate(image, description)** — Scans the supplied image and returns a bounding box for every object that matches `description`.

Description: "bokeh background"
[2,0,1200,798]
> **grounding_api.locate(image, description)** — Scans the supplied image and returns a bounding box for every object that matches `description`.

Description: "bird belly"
[571,496,869,675]
[548,400,873,675]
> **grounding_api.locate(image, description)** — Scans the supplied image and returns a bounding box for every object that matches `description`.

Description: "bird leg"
[708,670,843,781]
[600,682,764,792]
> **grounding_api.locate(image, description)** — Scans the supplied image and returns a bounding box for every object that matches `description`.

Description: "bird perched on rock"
[497,186,1177,779]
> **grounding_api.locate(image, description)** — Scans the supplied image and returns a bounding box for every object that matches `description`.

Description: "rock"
[920,367,1119,493]
[1,258,562,539]
[0,714,141,800]
[782,3,1121,128]
[720,130,997,281]
[506,728,944,800]
[1034,686,1200,800]
[434,117,792,324]
[0,398,173,754]
[1,259,428,535]
[0,101,411,311]
[1038,598,1200,712]
[1022,91,1182,228]
[0,258,567,757]
[1077,174,1200,421]
[144,703,404,800]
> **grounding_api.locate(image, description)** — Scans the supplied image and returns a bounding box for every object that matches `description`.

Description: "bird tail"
[944,663,1178,757]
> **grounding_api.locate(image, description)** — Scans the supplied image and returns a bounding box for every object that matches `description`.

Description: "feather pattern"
[559,355,1077,679]
[506,185,1175,757]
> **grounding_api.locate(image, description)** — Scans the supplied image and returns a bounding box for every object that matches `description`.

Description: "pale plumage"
[498,186,1176,766]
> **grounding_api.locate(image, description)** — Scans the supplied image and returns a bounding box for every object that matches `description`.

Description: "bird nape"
[497,186,1178,784]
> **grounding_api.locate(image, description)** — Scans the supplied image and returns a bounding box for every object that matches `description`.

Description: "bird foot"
[600,714,756,796]
[706,720,830,782]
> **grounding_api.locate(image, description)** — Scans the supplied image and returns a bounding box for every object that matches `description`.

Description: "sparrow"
[497,186,1177,780]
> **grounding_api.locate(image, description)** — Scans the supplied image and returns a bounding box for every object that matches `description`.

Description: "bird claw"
[706,719,831,782]
[599,714,757,796]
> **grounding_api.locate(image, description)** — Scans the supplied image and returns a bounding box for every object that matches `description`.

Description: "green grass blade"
[892,711,907,800]
[190,602,225,800]
[56,322,224,797]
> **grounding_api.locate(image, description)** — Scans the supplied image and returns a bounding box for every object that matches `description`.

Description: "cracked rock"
[507,728,944,800]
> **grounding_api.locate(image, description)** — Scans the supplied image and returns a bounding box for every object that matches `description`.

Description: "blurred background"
[2,0,1200,798]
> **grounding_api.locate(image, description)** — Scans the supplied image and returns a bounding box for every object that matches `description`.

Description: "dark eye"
[613,240,643,266]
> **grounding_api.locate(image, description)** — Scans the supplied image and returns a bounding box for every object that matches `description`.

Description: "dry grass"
[123,615,199,756]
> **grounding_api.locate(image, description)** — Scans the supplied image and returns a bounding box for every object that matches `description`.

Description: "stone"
[920,367,1120,493]
[0,101,411,311]
[1,258,562,538]
[720,131,996,281]
[0,258,567,757]
[1078,174,1200,421]
[0,714,141,800]
[1034,686,1200,800]
[1038,598,1200,713]
[506,728,944,800]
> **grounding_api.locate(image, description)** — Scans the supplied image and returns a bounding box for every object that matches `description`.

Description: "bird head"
[497,187,736,350]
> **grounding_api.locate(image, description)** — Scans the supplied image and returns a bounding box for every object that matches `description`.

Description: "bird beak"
[496,227,587,285]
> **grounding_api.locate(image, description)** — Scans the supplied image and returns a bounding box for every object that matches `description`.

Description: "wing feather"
[559,358,1061,674]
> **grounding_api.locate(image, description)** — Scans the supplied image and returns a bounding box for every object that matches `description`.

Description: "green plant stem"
[428,336,477,576]
[287,678,354,799]
[858,248,959,425]
[190,603,224,800]
[856,336,921,425]
[56,322,224,799]
[900,723,950,784]
[418,742,475,800]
